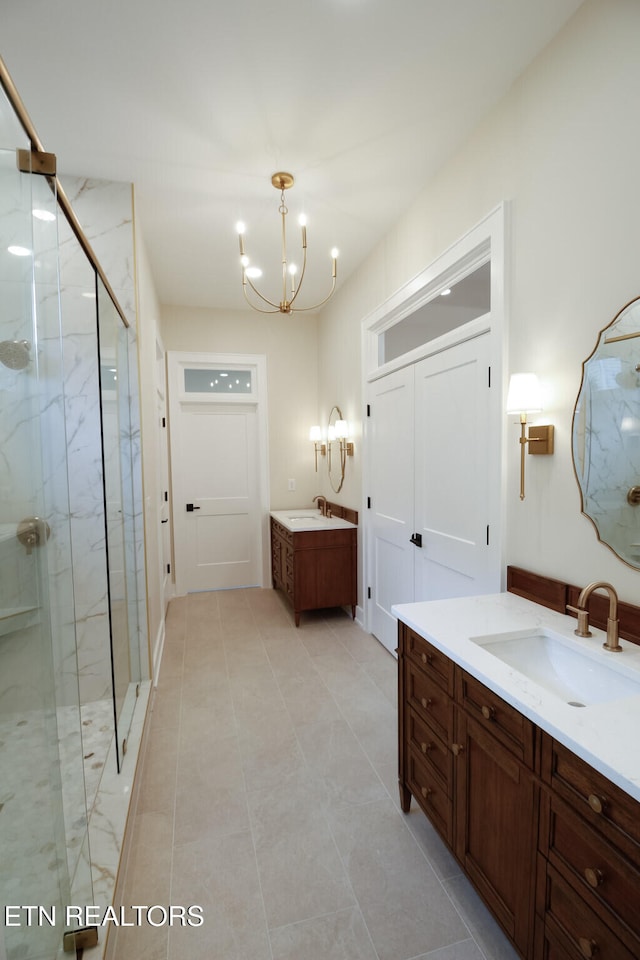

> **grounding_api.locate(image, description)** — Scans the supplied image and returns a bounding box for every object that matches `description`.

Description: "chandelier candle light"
[236,172,339,314]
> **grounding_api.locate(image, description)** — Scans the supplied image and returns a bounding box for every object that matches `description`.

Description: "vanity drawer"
[541,735,640,865]
[407,707,452,791]
[456,669,535,766]
[407,747,453,846]
[271,518,293,544]
[406,628,454,695]
[540,791,640,949]
[407,661,454,743]
[537,862,636,960]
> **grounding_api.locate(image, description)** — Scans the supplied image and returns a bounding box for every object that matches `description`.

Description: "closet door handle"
[186,503,201,512]
[410,533,422,547]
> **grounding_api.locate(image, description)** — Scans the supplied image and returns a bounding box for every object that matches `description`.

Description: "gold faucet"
[312,495,328,517]
[567,581,622,652]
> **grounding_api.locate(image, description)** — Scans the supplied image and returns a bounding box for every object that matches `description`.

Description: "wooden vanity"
[270,503,357,626]
[396,567,640,960]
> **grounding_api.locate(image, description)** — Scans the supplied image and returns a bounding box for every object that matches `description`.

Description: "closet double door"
[367,332,501,654]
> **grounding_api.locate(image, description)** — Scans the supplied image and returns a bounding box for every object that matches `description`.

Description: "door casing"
[167,351,270,595]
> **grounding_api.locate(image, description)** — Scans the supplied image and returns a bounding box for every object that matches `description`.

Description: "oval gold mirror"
[328,404,346,493]
[572,295,640,568]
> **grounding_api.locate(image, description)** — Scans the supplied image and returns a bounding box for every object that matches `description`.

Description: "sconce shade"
[335,419,349,439]
[506,373,543,414]
[309,425,322,442]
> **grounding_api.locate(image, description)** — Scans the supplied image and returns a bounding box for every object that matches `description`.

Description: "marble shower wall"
[57,175,148,704]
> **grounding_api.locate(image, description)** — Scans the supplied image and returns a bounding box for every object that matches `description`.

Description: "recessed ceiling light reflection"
[8,245,31,257]
[32,208,56,222]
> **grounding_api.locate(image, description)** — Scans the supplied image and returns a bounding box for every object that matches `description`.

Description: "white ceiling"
[2,0,584,312]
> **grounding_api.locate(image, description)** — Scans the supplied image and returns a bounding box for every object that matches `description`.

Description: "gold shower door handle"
[17,516,51,555]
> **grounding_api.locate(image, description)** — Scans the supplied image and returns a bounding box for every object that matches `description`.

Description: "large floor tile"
[444,874,520,960]
[329,797,468,960]
[269,906,377,960]
[111,589,519,960]
[169,830,271,960]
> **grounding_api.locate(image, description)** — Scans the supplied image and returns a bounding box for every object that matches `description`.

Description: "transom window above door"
[183,367,253,394]
[379,260,491,366]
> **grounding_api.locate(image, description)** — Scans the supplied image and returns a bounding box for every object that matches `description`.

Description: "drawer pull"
[481,704,495,721]
[587,793,605,815]
[420,741,433,754]
[421,697,433,709]
[421,786,432,800]
[451,743,464,756]
[421,652,433,665]
[577,937,598,958]
[584,867,604,888]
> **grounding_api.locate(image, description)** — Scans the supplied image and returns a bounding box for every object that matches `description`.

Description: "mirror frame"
[327,404,345,493]
[572,294,640,570]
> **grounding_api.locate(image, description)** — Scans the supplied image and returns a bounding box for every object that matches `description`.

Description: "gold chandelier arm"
[241,282,281,314]
[287,243,308,309]
[242,278,280,313]
[244,272,281,310]
[287,275,337,312]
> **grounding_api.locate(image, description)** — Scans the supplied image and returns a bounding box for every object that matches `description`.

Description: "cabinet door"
[454,710,536,956]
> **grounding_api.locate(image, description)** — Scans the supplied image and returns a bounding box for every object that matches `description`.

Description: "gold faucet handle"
[566,604,592,637]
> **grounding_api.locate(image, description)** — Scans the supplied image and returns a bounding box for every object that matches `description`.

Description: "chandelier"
[236,172,339,314]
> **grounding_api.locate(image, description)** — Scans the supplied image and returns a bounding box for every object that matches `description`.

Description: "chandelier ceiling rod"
[236,172,338,315]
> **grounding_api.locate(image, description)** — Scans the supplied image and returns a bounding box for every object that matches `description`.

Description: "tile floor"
[108,588,519,960]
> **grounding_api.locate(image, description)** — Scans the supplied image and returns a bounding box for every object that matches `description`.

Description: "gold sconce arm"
[507,373,554,500]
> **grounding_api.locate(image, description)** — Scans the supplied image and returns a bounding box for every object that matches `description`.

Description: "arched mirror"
[572,295,640,568]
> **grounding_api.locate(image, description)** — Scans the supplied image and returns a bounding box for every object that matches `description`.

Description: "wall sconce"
[334,418,354,463]
[506,373,554,500]
[309,425,326,471]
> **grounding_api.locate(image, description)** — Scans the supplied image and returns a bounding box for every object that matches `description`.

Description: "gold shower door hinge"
[16,147,57,176]
[62,926,99,952]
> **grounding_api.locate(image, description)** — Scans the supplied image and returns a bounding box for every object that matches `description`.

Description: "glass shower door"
[0,148,92,959]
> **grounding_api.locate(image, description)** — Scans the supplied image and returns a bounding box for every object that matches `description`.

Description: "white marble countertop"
[270,508,357,533]
[392,592,640,802]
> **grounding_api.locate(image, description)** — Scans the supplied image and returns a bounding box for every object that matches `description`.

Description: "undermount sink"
[471,628,640,707]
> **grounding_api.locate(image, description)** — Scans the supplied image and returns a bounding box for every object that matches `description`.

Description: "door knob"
[186,503,201,511]
[410,532,422,547]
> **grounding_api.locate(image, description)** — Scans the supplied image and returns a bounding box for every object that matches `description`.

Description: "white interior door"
[367,366,415,653]
[413,333,498,600]
[168,353,269,595]
[366,333,501,652]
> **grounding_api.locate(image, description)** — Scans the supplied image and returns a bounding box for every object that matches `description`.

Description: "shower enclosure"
[0,67,147,960]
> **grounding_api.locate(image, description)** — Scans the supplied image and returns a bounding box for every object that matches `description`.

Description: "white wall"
[133,206,165,678]
[317,0,640,604]
[160,305,321,510]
